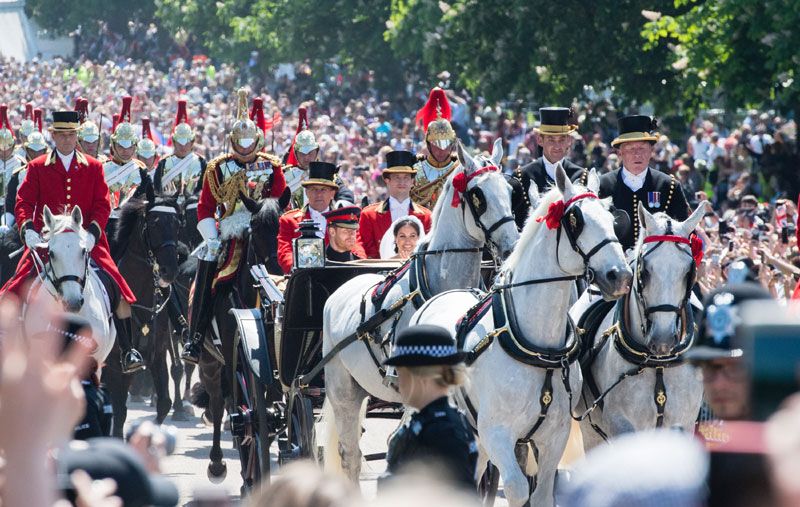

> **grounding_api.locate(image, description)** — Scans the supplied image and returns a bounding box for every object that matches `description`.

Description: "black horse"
[182,193,285,486]
[102,193,183,436]
[0,228,22,287]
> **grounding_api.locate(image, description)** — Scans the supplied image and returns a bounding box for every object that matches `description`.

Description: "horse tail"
[189,381,209,409]
[321,399,343,474]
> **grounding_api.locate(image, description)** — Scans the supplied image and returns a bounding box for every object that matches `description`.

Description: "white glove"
[25,229,43,249]
[84,233,96,252]
[0,224,9,235]
[206,238,222,257]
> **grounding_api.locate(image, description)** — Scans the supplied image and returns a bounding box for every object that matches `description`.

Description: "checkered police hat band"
[392,345,457,358]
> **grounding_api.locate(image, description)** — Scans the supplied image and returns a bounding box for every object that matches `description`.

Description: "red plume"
[174,99,190,130]
[24,103,33,120]
[118,95,133,129]
[286,107,309,167]
[249,97,268,137]
[415,87,451,133]
[0,104,13,139]
[141,117,154,141]
[112,114,121,132]
[74,97,89,123]
[33,108,43,132]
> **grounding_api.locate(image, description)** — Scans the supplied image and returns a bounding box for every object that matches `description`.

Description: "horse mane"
[501,187,563,273]
[251,197,282,234]
[113,196,180,258]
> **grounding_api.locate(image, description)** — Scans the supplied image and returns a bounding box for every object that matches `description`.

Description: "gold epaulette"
[204,153,230,203]
[257,152,283,168]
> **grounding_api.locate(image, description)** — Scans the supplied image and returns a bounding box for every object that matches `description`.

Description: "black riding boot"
[166,290,189,341]
[115,315,144,374]
[182,258,216,365]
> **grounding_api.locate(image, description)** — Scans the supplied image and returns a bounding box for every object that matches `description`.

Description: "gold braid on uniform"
[205,154,247,220]
[665,174,677,208]
[514,167,530,207]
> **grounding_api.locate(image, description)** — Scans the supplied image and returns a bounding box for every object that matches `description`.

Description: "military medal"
[648,191,661,208]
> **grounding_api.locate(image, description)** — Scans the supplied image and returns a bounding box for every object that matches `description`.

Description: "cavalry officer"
[282,106,354,208]
[323,205,364,262]
[410,88,460,209]
[15,102,35,160]
[103,96,147,209]
[0,104,27,231]
[379,324,478,493]
[1,111,143,373]
[153,99,207,197]
[357,150,432,258]
[599,115,690,251]
[136,118,158,179]
[74,98,106,162]
[183,88,287,365]
[512,107,588,229]
[277,161,365,272]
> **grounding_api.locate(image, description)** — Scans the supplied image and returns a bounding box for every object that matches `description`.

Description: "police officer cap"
[384,324,466,367]
[686,282,772,362]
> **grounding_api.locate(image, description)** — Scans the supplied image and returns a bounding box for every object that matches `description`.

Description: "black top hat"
[302,161,339,189]
[57,438,179,506]
[383,324,466,366]
[51,111,81,132]
[536,107,577,135]
[611,114,659,147]
[686,283,772,362]
[324,205,361,229]
[384,150,417,175]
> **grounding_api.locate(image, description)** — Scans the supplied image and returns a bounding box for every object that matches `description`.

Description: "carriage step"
[364,452,386,462]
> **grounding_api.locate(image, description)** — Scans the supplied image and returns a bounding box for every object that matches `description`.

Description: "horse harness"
[575,225,698,439]
[454,192,620,442]
[452,164,515,256]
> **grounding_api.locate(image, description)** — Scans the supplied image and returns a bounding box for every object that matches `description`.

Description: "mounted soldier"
[357,150,432,258]
[0,104,27,233]
[1,110,143,373]
[410,87,460,209]
[103,96,148,209]
[599,115,690,251]
[136,118,158,181]
[15,102,35,161]
[511,107,588,229]
[283,106,354,208]
[153,100,206,197]
[182,88,288,364]
[75,98,106,163]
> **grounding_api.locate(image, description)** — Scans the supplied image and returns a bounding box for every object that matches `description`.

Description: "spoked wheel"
[479,462,500,506]
[283,391,316,463]
[230,346,271,495]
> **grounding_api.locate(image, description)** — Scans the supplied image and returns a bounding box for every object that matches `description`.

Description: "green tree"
[25,0,156,35]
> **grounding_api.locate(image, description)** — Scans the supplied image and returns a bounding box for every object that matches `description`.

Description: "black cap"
[536,107,577,135]
[686,283,772,361]
[324,205,361,229]
[611,115,659,147]
[383,324,466,366]
[302,161,339,189]
[57,438,179,507]
[384,150,417,174]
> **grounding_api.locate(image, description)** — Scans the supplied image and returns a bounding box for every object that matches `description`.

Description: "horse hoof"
[171,409,190,422]
[207,461,227,483]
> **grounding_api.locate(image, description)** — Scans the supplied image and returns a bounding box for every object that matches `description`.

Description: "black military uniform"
[380,325,478,492]
[512,107,588,229]
[599,115,690,250]
[323,205,363,262]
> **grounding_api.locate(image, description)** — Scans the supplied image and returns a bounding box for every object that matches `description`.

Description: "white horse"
[410,166,632,507]
[570,202,706,451]
[23,206,115,362]
[322,139,520,481]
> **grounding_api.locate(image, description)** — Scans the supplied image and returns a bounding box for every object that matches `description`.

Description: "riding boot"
[182,258,217,365]
[115,315,145,374]
[166,290,189,341]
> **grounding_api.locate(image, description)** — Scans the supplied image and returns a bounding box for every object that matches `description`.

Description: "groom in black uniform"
[512,107,588,229]
[599,115,690,251]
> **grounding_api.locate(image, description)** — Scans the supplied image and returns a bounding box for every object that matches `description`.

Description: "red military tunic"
[356,200,432,259]
[2,151,136,303]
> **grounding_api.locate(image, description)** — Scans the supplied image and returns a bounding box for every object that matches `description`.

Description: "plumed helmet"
[172,99,195,145]
[19,103,35,138]
[137,138,157,159]
[25,131,47,152]
[416,87,456,149]
[294,129,318,155]
[111,96,138,149]
[228,88,262,151]
[0,104,15,150]
[78,120,100,143]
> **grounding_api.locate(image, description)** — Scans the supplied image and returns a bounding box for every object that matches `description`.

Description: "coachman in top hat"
[599,115,690,250]
[2,111,144,373]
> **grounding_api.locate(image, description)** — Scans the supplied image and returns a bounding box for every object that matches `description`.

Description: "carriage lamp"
[293,219,325,270]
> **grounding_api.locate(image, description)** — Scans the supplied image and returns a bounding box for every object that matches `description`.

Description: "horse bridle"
[555,193,620,283]
[39,230,90,295]
[456,165,515,255]
[631,219,697,338]
[139,205,179,272]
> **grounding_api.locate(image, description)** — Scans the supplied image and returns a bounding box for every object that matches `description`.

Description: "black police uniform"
[382,396,478,492]
[599,167,689,250]
[512,158,588,229]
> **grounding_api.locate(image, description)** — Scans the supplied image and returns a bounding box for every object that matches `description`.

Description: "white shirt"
[389,196,411,222]
[308,206,329,238]
[543,156,565,181]
[621,166,648,192]
[57,150,75,171]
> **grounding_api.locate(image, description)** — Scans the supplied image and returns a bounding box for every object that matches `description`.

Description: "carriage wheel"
[230,349,271,494]
[479,462,500,506]
[284,392,316,462]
